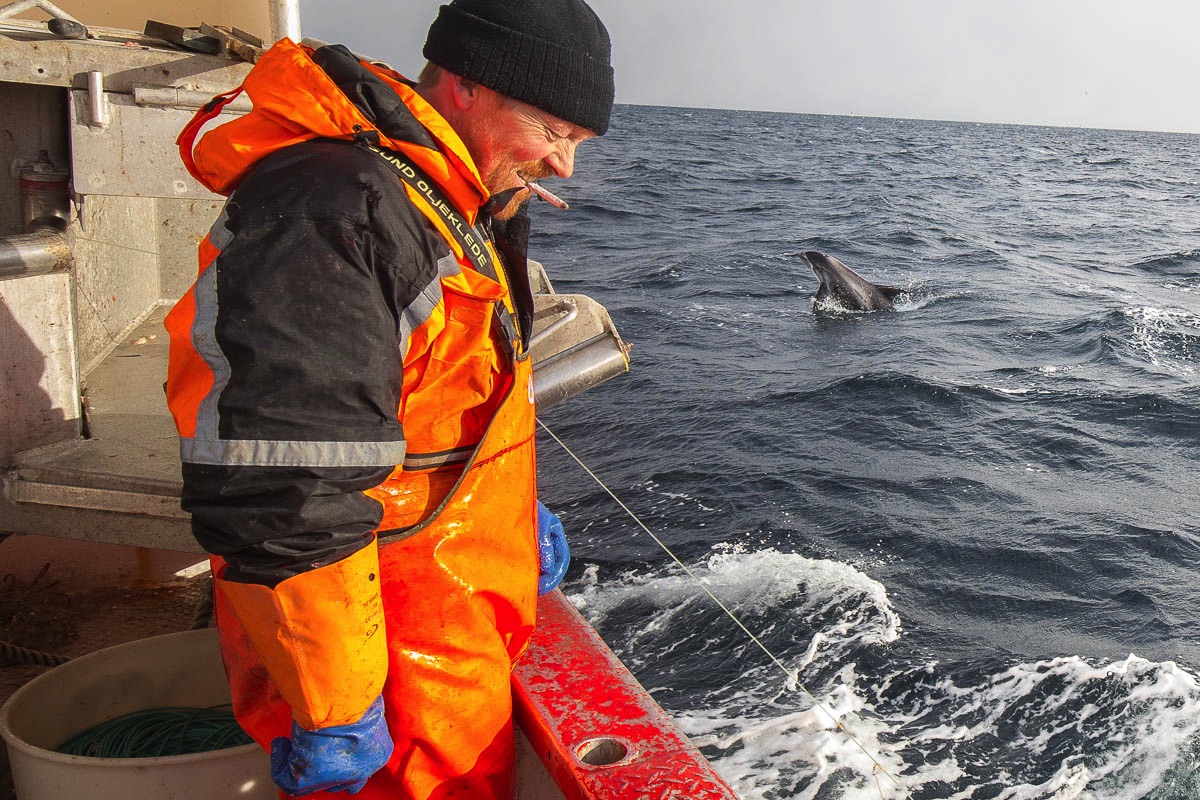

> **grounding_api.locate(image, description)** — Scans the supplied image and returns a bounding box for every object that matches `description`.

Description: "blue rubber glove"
[270,696,393,796]
[537,501,570,595]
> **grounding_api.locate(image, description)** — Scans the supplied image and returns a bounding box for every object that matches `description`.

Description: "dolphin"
[802,251,907,312]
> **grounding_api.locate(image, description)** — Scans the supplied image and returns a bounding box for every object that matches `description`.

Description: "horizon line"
[611,101,1200,138]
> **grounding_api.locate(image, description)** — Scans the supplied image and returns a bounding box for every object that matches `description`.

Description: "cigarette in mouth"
[525,180,569,210]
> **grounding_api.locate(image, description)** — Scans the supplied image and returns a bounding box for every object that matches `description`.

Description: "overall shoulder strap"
[361,141,525,360]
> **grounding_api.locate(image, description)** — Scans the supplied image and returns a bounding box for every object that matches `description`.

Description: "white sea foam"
[984,384,1033,395]
[568,551,1200,800]
[636,479,720,513]
[889,655,1200,800]
[569,548,905,797]
[892,287,977,312]
[570,546,900,653]
[678,680,911,800]
[1123,305,1200,375]
[686,649,1200,800]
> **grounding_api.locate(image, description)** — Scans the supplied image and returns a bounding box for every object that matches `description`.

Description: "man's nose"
[544,139,578,179]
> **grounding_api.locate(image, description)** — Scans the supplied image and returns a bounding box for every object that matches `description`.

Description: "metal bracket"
[529,298,579,349]
[199,22,265,63]
[142,20,266,63]
[86,70,108,128]
[0,0,81,22]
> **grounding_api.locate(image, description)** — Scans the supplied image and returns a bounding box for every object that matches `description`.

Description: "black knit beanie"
[422,0,615,135]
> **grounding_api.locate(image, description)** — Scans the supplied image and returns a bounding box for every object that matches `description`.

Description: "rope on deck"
[0,638,70,667]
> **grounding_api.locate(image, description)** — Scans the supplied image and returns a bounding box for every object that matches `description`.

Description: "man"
[164,1,615,797]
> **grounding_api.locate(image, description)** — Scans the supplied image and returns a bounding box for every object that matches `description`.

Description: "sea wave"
[570,549,1200,800]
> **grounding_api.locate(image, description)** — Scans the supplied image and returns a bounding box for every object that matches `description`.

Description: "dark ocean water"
[528,105,1200,799]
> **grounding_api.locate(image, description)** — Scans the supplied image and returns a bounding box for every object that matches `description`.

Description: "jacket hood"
[183,39,488,211]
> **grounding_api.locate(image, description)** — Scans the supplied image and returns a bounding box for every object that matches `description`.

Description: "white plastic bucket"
[0,627,273,799]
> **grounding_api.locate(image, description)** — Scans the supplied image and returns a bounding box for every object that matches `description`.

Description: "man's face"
[459,89,596,220]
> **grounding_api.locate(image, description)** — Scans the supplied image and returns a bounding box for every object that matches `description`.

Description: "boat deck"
[1,308,196,551]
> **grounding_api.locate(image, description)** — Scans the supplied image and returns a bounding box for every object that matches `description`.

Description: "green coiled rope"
[55,705,253,758]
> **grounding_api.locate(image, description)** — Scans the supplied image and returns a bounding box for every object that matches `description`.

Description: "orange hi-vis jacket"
[165,39,541,799]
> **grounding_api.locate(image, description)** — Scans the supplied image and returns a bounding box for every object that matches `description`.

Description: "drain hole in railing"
[574,737,629,766]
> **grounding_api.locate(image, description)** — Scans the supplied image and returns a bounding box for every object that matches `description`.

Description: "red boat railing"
[513,590,740,800]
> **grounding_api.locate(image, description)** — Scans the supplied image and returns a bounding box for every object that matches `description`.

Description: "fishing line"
[538,419,911,798]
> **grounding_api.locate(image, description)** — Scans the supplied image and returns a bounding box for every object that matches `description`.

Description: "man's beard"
[485,163,550,220]
[487,188,529,220]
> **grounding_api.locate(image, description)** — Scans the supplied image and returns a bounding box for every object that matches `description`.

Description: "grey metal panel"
[69,89,225,199]
[0,490,198,550]
[533,334,631,413]
[11,481,187,518]
[0,272,80,467]
[157,196,224,302]
[70,194,162,373]
[0,29,252,94]
[516,729,567,800]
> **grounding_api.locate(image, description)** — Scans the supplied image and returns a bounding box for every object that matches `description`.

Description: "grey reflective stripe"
[402,446,473,470]
[436,252,461,280]
[190,262,229,444]
[181,436,407,467]
[399,265,446,356]
[208,207,233,250]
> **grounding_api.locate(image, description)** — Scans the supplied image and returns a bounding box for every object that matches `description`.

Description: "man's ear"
[450,74,481,110]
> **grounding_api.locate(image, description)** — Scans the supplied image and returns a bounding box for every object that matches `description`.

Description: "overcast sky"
[300,1,1200,135]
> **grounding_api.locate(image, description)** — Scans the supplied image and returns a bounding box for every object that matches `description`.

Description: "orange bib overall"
[212,356,539,799]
